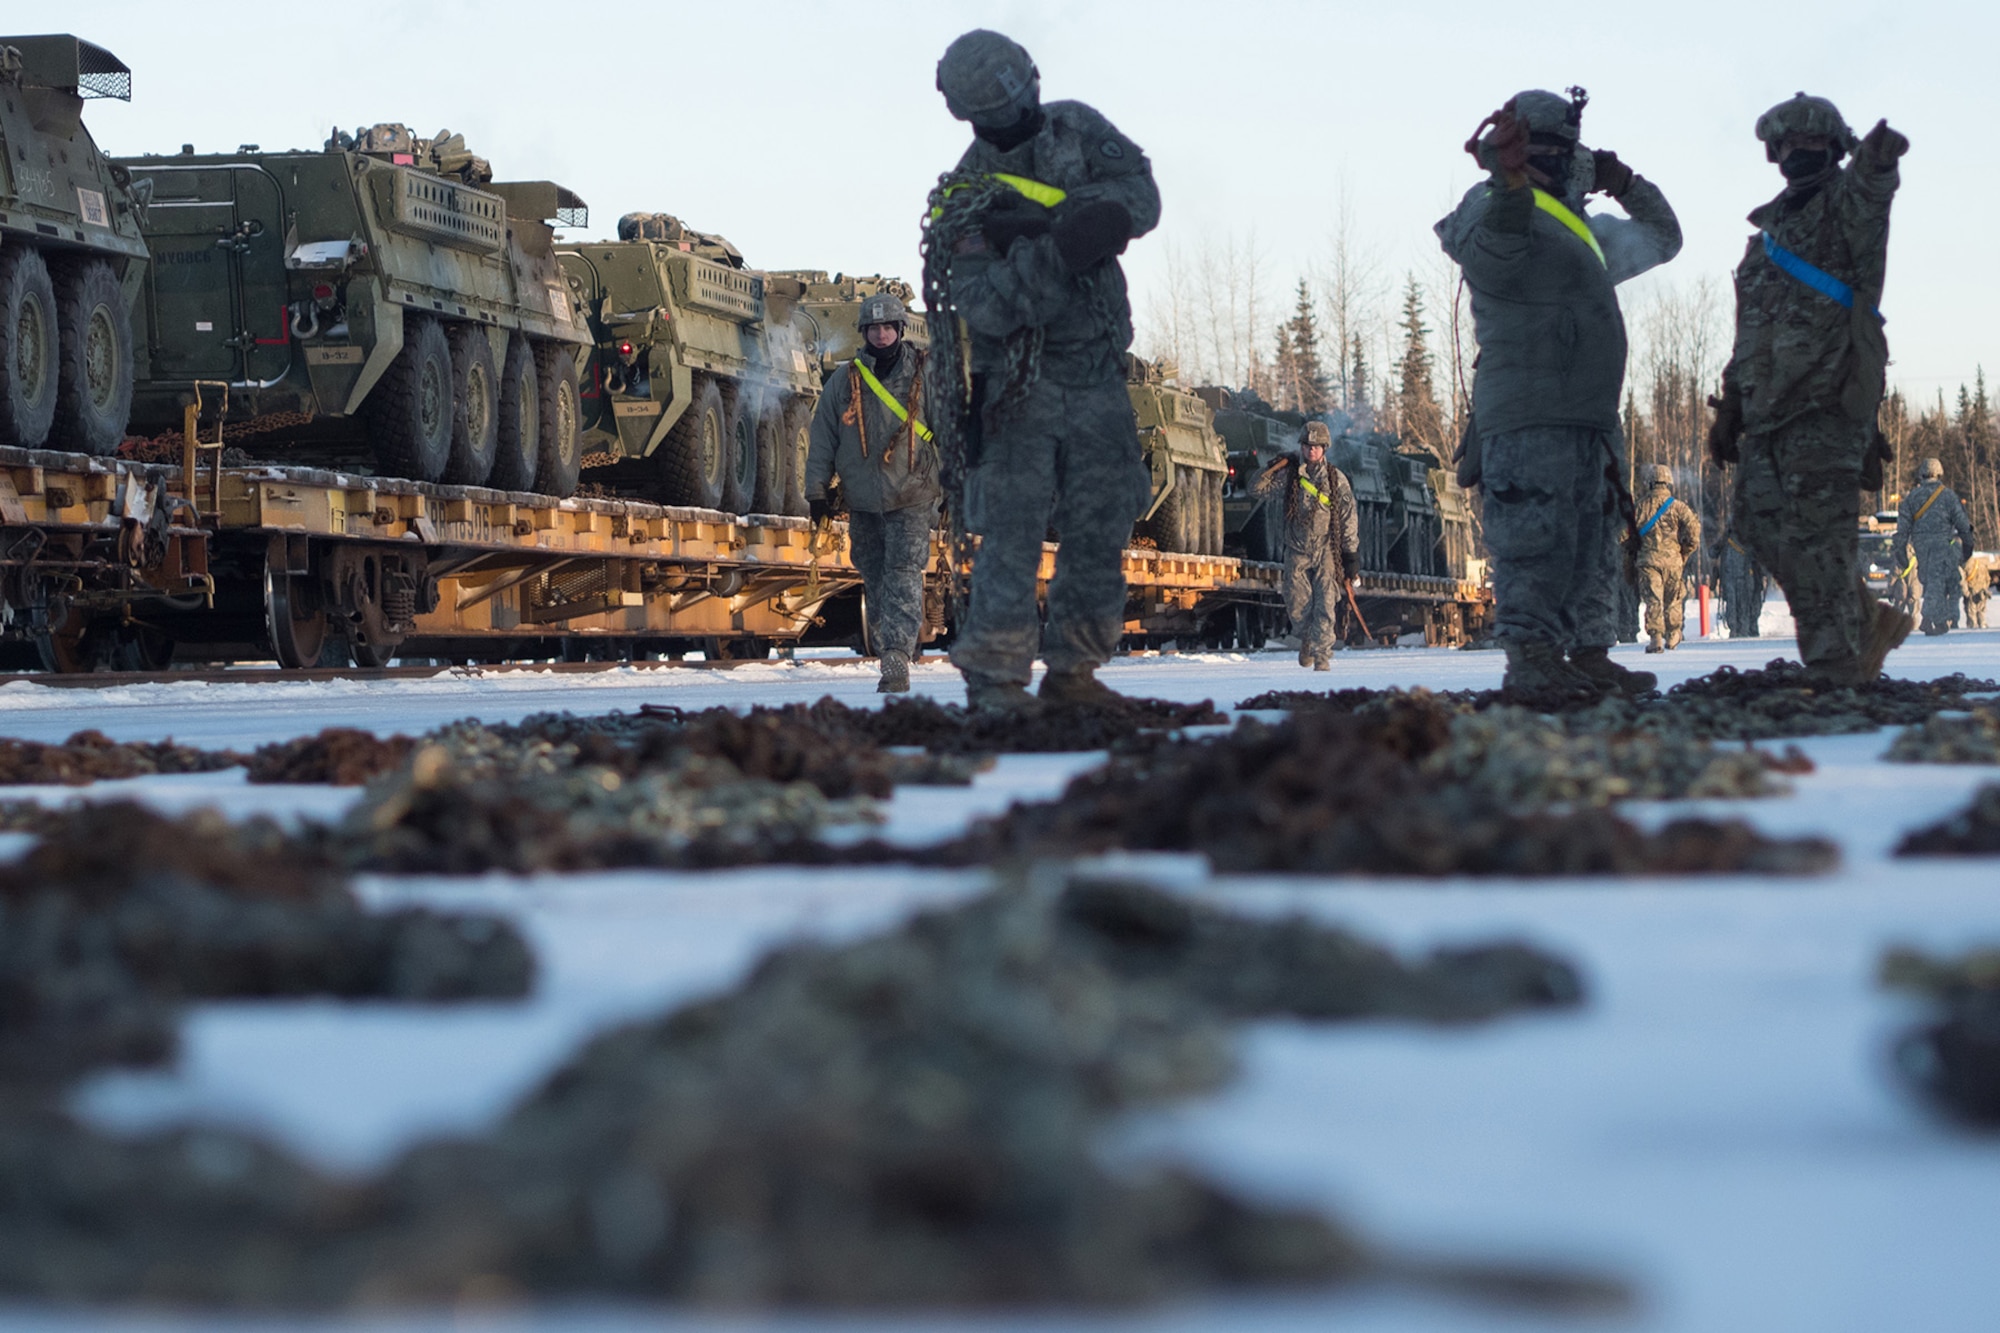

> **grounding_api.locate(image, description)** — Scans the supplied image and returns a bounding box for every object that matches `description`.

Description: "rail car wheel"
[368,315,454,482]
[49,260,133,457]
[444,325,499,486]
[658,378,728,510]
[751,397,787,514]
[720,394,758,515]
[781,397,812,517]
[0,246,59,449]
[533,343,582,498]
[33,597,101,673]
[264,560,330,669]
[490,335,539,492]
[110,625,175,673]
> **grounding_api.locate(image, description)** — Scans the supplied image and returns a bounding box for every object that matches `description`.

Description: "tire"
[751,395,787,514]
[1154,465,1194,554]
[533,343,582,498]
[367,315,453,482]
[48,260,133,456]
[0,246,59,449]
[444,325,498,486]
[490,334,539,492]
[1206,471,1224,555]
[720,387,756,514]
[658,377,728,509]
[782,397,813,517]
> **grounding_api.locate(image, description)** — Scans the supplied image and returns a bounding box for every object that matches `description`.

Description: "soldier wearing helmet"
[804,291,940,693]
[1629,464,1702,652]
[1252,420,1360,670]
[927,29,1161,712]
[1437,87,1682,706]
[1709,93,1911,681]
[1892,457,1975,636]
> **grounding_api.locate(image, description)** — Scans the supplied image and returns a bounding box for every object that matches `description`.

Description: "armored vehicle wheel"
[264,560,329,670]
[368,316,454,482]
[658,378,729,509]
[49,260,133,457]
[1150,465,1195,554]
[720,393,758,514]
[751,397,787,514]
[444,326,499,486]
[781,397,812,517]
[0,247,60,449]
[534,343,582,498]
[1206,472,1224,555]
[490,335,539,492]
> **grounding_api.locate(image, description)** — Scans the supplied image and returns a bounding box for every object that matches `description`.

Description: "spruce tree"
[1395,275,1445,458]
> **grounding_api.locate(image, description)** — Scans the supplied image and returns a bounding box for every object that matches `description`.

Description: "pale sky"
[67,0,1994,402]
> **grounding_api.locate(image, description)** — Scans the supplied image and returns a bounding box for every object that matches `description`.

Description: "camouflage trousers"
[1916,540,1963,634]
[1284,545,1343,659]
[848,501,937,661]
[1732,414,1871,674]
[952,376,1150,685]
[1720,543,1767,638]
[1639,563,1686,648]
[1479,426,1621,648]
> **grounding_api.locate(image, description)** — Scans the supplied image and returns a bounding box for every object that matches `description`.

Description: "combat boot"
[1569,645,1656,698]
[1297,645,1312,667]
[1312,655,1331,672]
[877,652,910,694]
[965,676,1043,714]
[1502,639,1602,710]
[1857,597,1916,682]
[1038,664,1128,706]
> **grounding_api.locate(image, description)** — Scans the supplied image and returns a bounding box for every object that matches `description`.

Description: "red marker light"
[311,283,334,302]
[618,340,635,357]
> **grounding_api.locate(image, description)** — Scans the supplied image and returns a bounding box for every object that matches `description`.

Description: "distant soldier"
[1252,421,1360,670]
[1709,94,1911,682]
[1631,465,1702,652]
[1964,554,1991,629]
[805,293,940,693]
[1439,87,1681,705]
[925,29,1161,712]
[1715,523,1770,638]
[1893,458,1976,635]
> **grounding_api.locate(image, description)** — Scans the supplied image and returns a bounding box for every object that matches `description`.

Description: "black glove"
[1051,200,1133,271]
[979,193,1052,254]
[1342,550,1362,584]
[1706,390,1742,467]
[1591,149,1634,196]
[1859,426,1894,492]
[808,496,833,525]
[1859,118,1910,167]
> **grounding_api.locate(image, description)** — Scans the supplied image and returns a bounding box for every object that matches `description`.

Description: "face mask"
[866,336,903,374]
[1781,148,1832,181]
[1528,154,1572,192]
[974,106,1043,151]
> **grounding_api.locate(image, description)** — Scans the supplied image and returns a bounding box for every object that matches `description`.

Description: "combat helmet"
[937,30,1039,128]
[1921,458,1944,481]
[858,293,907,328]
[1474,87,1593,197]
[1300,421,1331,448]
[1647,464,1674,488]
[1755,93,1858,162]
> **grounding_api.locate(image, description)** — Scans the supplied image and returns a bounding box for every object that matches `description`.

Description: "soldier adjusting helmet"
[937,30,1040,129]
[858,293,907,330]
[1921,458,1945,481]
[1478,87,1594,198]
[1755,92,1858,163]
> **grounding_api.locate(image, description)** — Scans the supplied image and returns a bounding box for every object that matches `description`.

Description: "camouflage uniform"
[1251,442,1359,666]
[1716,528,1769,638]
[1632,470,1701,650]
[1893,466,1975,634]
[1717,97,1905,680]
[1436,92,1680,697]
[1965,555,1992,629]
[806,341,941,668]
[938,44,1161,694]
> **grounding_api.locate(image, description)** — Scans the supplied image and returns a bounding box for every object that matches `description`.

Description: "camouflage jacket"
[1632,486,1700,570]
[1893,480,1973,559]
[1435,177,1681,437]
[805,345,941,514]
[1252,453,1359,559]
[945,100,1161,387]
[1722,145,1899,435]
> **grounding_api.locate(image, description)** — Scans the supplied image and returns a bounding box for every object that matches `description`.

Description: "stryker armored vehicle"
[1126,356,1226,555]
[776,272,932,372]
[560,214,818,516]
[0,35,148,455]
[117,124,589,495]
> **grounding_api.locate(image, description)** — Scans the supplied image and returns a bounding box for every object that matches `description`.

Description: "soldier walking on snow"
[1631,465,1701,652]
[1438,87,1682,706]
[1709,94,1912,683]
[1715,522,1770,638]
[924,29,1161,712]
[1252,421,1360,671]
[1893,457,1975,635]
[805,294,940,693]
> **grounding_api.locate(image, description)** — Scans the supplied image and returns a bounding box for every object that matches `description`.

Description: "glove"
[1466,101,1529,179]
[979,193,1052,254]
[1859,426,1894,492]
[1706,390,1742,467]
[1591,149,1634,197]
[1859,118,1910,166]
[1343,550,1362,585]
[808,496,833,525]
[1051,200,1133,271]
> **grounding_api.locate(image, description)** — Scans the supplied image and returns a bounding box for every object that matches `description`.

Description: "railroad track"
[0,655,872,691]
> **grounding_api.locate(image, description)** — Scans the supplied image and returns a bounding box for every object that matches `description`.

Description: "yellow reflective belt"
[1532,189,1607,267]
[852,360,932,443]
[1298,475,1334,509]
[931,174,1069,219]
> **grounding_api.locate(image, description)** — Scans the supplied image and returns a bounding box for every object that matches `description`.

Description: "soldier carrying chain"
[1893,457,1975,636]
[1438,86,1682,707]
[925,29,1161,713]
[1631,464,1702,653]
[1709,93,1912,684]
[1252,421,1359,671]
[805,293,941,693]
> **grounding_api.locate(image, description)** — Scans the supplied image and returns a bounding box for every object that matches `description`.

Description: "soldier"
[1438,87,1681,704]
[1715,522,1770,638]
[1251,421,1360,671]
[1709,94,1912,683]
[1964,554,1991,629]
[1631,464,1702,652]
[926,29,1160,712]
[1893,458,1976,635]
[805,293,940,693]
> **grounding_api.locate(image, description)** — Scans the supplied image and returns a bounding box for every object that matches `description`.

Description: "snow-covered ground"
[5,629,2000,1333]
